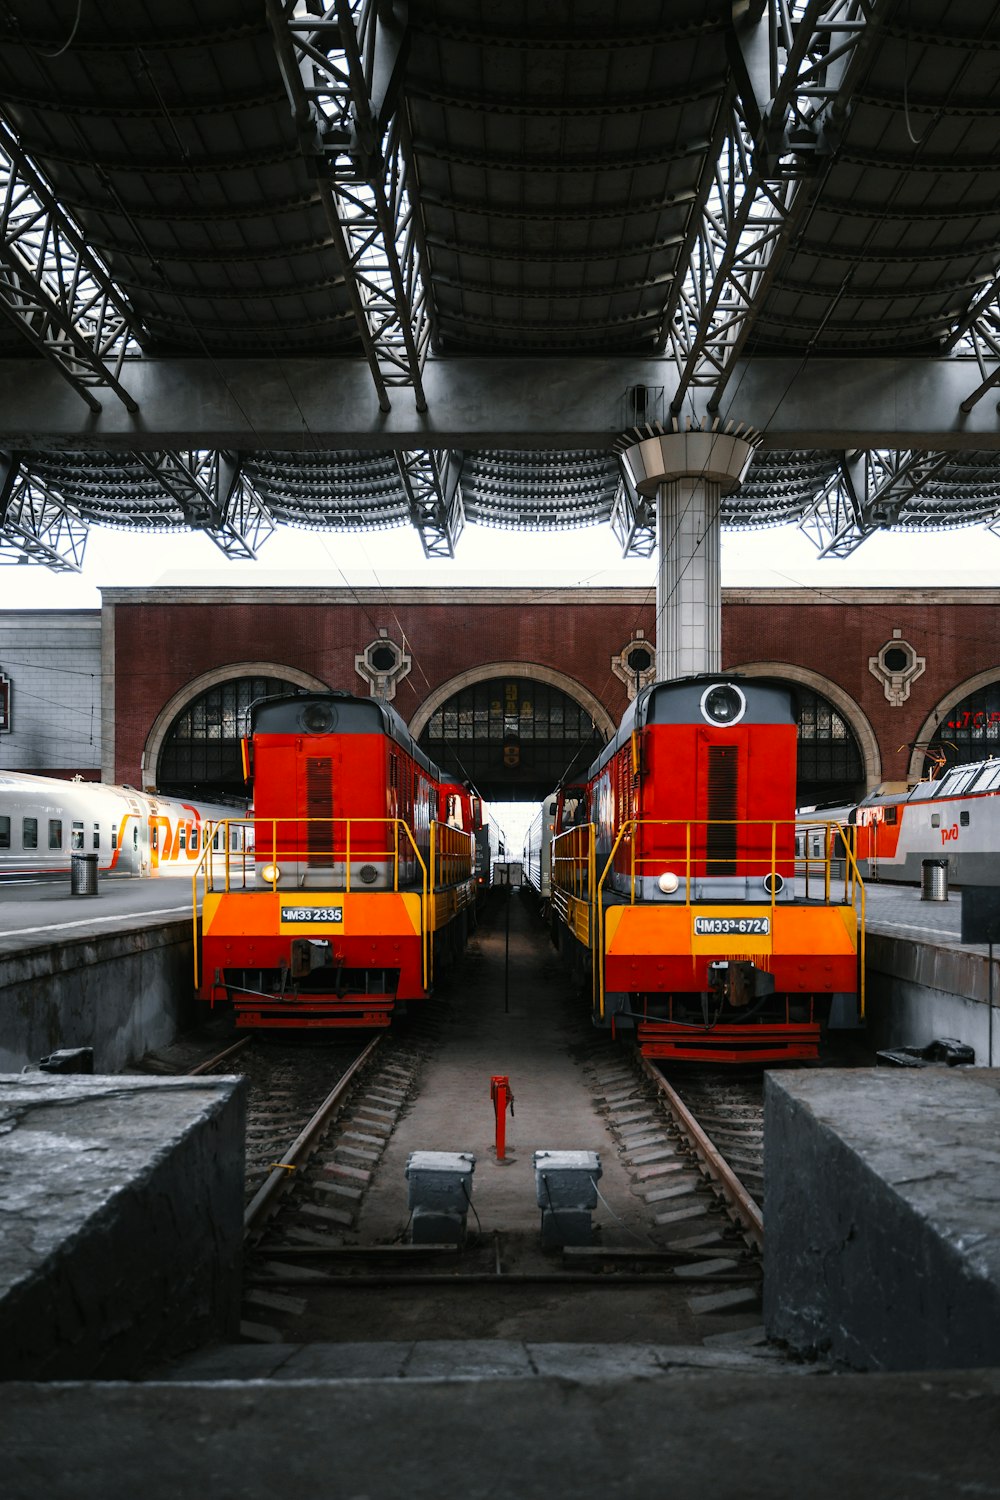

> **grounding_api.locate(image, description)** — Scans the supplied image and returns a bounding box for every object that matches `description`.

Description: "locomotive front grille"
[306,757,333,867]
[706,745,738,876]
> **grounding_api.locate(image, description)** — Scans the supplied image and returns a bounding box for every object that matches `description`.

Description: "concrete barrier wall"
[763,1069,1000,1371]
[0,921,195,1073]
[866,932,999,1065]
[0,1075,245,1380]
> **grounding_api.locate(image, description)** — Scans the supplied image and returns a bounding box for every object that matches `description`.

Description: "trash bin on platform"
[70,851,100,896]
[920,857,949,902]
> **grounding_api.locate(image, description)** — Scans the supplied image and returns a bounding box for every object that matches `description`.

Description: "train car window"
[178,828,187,851]
[92,823,100,850]
[111,823,118,850]
[931,813,941,828]
[0,816,9,849]
[885,806,898,825]
[212,829,222,851]
[133,826,139,850]
[49,819,63,849]
[151,825,158,850]
[190,827,199,852]
[23,817,37,849]
[71,822,85,850]
[961,810,971,826]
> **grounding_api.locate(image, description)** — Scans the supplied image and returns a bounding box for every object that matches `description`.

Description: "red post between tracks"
[490,1074,514,1160]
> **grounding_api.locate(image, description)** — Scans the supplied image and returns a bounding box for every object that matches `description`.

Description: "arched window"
[419,676,605,800]
[926,682,1000,772]
[795,688,865,807]
[157,675,301,798]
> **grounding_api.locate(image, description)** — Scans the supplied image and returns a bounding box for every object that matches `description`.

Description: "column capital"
[616,419,760,497]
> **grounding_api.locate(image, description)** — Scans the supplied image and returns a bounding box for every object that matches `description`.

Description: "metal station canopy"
[2,0,1000,569]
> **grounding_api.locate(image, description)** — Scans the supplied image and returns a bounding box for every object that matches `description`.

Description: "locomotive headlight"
[261,863,282,885]
[658,870,679,894]
[300,701,337,734]
[700,683,747,726]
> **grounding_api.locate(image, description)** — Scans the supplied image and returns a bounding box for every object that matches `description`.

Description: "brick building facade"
[2,587,997,798]
[99,586,1000,797]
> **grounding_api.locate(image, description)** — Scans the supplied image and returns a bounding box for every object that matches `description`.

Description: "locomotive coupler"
[707,960,776,1009]
[291,937,333,978]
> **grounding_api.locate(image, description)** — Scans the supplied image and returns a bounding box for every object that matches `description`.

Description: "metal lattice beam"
[611,471,656,559]
[669,0,875,414]
[799,447,952,557]
[395,448,465,558]
[266,0,431,413]
[0,453,88,571]
[135,452,275,560]
[0,120,141,415]
[949,278,1000,412]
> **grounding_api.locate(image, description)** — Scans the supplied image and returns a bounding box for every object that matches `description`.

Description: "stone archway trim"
[908,666,1000,784]
[141,661,330,791]
[728,660,882,794]
[408,661,618,743]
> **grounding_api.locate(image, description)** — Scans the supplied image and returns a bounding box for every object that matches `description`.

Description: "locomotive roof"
[251,691,453,786]
[584,675,796,783]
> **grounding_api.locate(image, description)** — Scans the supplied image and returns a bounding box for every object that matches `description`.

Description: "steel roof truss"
[395,448,465,559]
[267,0,430,411]
[135,452,275,561]
[799,447,951,557]
[0,121,140,415]
[0,453,87,571]
[671,1,874,413]
[611,472,656,559]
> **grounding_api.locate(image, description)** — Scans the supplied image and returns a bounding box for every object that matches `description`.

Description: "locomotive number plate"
[693,916,770,936]
[281,905,343,924]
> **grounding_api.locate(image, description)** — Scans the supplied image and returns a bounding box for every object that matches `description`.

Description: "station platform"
[0,876,204,1072]
[0,874,199,959]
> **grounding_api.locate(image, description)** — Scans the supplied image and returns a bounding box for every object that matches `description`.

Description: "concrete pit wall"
[0,920,194,1073]
[763,1069,1000,1371]
[0,1074,245,1380]
[865,931,999,1065]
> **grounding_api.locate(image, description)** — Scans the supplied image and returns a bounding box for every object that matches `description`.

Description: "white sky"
[2,515,999,608]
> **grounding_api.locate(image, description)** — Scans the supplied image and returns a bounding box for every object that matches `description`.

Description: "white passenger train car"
[0,771,244,881]
[523,792,556,903]
[851,757,1000,885]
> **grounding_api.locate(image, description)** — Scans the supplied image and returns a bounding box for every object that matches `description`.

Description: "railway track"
[189,1021,441,1341]
[180,1004,767,1343]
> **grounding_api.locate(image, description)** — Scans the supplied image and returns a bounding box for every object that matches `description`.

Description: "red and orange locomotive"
[196,691,478,1030]
[549,675,864,1062]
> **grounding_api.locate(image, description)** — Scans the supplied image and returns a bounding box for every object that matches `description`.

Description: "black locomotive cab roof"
[584,674,796,783]
[251,692,448,784]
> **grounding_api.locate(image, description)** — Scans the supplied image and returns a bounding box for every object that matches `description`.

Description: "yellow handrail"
[549,817,867,1024]
[192,815,465,994]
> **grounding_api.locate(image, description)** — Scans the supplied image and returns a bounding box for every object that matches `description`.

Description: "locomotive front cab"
[197,691,477,1030]
[250,693,423,893]
[631,677,798,904]
[549,675,865,1063]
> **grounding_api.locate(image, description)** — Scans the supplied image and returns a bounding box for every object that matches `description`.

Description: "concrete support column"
[617,423,758,680]
[656,476,721,680]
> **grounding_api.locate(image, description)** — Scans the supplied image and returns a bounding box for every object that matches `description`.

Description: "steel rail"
[244,1033,382,1236]
[637,1053,764,1250]
[186,1036,254,1076]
